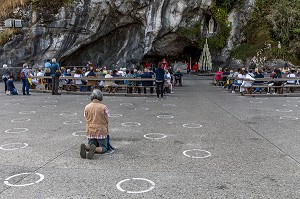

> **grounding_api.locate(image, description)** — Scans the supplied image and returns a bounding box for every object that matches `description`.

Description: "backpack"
[20,70,26,79]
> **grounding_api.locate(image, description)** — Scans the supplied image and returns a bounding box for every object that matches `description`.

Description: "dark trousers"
[156,81,164,98]
[175,78,182,86]
[3,77,8,92]
[52,76,59,94]
[22,78,30,95]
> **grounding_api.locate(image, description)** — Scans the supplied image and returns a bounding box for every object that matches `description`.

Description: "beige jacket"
[84,100,108,137]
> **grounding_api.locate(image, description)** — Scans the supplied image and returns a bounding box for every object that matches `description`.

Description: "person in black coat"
[6,75,18,95]
[2,64,11,93]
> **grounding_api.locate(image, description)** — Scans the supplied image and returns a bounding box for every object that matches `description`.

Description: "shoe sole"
[80,144,86,159]
[87,144,96,159]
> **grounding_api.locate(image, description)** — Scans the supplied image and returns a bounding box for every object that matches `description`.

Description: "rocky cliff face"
[0,0,254,68]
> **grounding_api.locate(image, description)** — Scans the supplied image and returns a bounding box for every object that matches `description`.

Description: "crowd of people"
[2,58,184,97]
[214,67,300,95]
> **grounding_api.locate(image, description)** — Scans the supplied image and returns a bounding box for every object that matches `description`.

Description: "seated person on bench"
[173,68,183,86]
[141,67,154,94]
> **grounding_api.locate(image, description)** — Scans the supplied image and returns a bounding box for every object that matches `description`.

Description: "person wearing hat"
[80,89,113,159]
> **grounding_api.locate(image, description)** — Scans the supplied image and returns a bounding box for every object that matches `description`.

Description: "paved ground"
[1,75,300,199]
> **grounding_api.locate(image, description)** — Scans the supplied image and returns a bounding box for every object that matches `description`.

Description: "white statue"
[278,41,282,49]
[208,17,214,34]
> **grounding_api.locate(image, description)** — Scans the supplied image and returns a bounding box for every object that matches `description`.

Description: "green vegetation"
[31,0,74,14]
[0,28,21,46]
[0,0,74,46]
[178,3,232,52]
[232,0,300,64]
[0,0,29,20]
[205,4,232,50]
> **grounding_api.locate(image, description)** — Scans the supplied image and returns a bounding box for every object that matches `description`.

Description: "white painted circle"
[163,104,176,107]
[183,149,212,159]
[109,114,123,118]
[121,122,141,127]
[44,100,58,103]
[0,143,28,151]
[42,105,57,108]
[5,103,19,105]
[72,131,86,137]
[250,101,263,103]
[157,115,174,119]
[276,109,293,113]
[120,103,133,106]
[111,99,123,102]
[183,123,203,128]
[283,104,298,107]
[135,107,149,111]
[144,133,167,140]
[146,100,157,103]
[60,112,78,116]
[19,111,36,114]
[64,121,82,125]
[11,118,30,122]
[255,98,268,100]
[4,173,44,187]
[279,116,299,120]
[116,178,155,194]
[5,128,28,134]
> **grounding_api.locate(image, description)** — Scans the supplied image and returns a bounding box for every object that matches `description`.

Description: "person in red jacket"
[192,62,199,72]
[214,68,223,85]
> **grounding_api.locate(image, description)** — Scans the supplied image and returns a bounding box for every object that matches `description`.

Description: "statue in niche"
[208,17,214,34]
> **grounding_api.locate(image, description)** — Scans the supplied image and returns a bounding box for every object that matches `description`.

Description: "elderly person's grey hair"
[90,89,103,101]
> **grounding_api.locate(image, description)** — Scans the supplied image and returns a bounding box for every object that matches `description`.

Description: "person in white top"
[286,69,298,92]
[286,69,297,84]
[241,72,255,93]
[232,70,246,93]
[165,68,173,93]
[37,68,44,77]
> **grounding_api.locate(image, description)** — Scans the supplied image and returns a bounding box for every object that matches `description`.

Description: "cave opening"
[141,45,201,70]
[181,45,201,63]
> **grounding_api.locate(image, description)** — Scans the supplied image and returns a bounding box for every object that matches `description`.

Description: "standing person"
[80,89,112,159]
[6,75,18,95]
[20,63,31,95]
[49,58,61,95]
[2,64,10,93]
[155,63,165,99]
[44,59,51,68]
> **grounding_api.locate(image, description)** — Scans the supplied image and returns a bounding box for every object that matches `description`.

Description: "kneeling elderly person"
[80,89,111,159]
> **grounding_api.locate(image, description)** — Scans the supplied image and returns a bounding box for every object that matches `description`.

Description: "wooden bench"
[30,76,156,95]
[237,77,300,95]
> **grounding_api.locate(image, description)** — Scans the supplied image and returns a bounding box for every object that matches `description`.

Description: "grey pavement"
[0,75,300,198]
